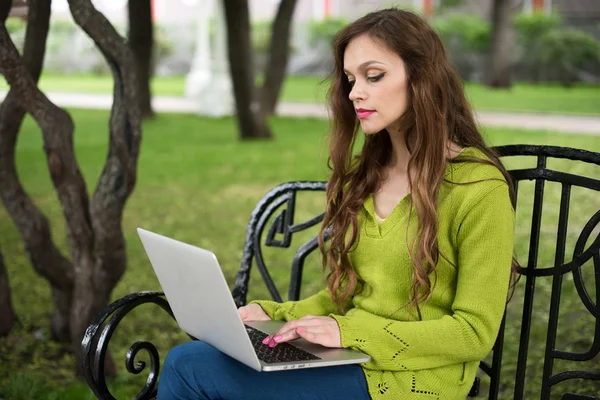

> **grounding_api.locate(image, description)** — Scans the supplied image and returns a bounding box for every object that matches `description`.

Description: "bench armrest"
[80,291,174,400]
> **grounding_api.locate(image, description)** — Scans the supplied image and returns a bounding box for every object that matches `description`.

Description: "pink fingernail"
[269,341,275,348]
[262,337,269,344]
[296,328,303,333]
[273,335,282,341]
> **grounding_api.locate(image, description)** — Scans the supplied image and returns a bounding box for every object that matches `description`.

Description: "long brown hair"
[317,8,519,319]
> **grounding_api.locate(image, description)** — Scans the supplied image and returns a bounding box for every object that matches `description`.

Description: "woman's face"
[343,34,409,135]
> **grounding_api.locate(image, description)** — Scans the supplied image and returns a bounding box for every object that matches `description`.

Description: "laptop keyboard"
[245,325,322,364]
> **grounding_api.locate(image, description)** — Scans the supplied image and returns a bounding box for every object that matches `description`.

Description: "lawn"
[1,73,599,116]
[0,110,599,399]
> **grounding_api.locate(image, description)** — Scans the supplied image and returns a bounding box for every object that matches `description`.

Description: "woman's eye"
[367,73,385,82]
[348,80,356,87]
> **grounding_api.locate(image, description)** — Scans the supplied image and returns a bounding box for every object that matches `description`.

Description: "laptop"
[136,228,370,372]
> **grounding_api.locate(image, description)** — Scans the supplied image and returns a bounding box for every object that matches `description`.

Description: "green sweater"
[251,147,515,399]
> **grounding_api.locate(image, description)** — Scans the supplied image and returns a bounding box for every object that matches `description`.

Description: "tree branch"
[0,0,11,22]
[223,0,271,139]
[260,0,297,116]
[0,0,75,341]
[128,0,154,118]
[66,2,142,368]
[0,24,94,265]
[67,0,141,288]
[0,244,16,337]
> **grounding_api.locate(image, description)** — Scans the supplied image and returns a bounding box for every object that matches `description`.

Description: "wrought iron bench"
[81,145,600,399]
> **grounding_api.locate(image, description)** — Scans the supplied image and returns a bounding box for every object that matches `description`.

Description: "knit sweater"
[251,147,515,399]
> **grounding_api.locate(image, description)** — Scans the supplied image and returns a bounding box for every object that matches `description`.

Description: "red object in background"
[151,0,156,20]
[423,0,433,17]
[324,0,330,18]
[532,0,546,11]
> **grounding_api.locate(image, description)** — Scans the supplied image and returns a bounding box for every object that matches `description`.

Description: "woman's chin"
[361,125,382,135]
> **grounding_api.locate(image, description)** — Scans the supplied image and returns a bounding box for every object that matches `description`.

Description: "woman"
[157,7,517,400]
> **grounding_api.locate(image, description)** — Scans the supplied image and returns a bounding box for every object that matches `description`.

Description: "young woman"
[157,8,517,400]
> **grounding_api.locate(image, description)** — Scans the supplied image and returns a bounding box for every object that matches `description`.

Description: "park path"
[1,90,599,135]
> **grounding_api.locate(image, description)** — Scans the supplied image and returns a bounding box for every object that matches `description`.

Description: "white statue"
[185,0,234,117]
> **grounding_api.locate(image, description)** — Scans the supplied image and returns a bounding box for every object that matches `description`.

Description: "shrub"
[514,11,562,48]
[514,12,600,84]
[514,12,562,81]
[309,18,348,47]
[431,14,490,80]
[535,28,600,86]
[433,13,491,53]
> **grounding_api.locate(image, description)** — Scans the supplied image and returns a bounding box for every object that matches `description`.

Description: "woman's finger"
[262,318,326,346]
[264,329,300,346]
[272,317,322,338]
[295,327,321,345]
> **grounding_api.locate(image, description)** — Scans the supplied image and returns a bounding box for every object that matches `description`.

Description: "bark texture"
[0,0,74,342]
[260,0,297,117]
[67,0,142,376]
[485,0,515,88]
[0,246,15,337]
[0,0,141,377]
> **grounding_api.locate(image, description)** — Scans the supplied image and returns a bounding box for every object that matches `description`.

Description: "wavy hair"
[317,8,520,319]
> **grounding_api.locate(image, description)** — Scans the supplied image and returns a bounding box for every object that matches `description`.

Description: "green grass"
[0,110,599,399]
[1,73,599,115]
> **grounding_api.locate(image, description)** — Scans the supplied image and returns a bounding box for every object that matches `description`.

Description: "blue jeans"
[157,340,371,400]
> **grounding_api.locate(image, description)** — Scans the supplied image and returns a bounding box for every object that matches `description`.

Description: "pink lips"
[356,108,375,119]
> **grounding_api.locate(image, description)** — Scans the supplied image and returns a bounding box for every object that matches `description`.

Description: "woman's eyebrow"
[343,60,386,74]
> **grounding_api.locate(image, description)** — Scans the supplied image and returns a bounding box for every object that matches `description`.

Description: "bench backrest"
[232,145,600,400]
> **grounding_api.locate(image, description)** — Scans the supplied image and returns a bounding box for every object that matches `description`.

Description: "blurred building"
[10,0,598,79]
[42,0,599,34]
[449,0,600,38]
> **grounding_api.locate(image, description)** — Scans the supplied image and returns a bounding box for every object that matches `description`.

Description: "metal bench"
[81,144,600,399]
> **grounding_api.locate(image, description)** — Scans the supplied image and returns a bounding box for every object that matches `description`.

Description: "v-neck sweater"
[251,147,515,399]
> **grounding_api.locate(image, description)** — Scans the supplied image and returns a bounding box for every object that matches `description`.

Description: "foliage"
[514,12,600,85]
[437,0,464,9]
[431,13,490,80]
[433,13,491,53]
[251,20,274,54]
[309,17,348,47]
[514,12,562,81]
[5,17,27,51]
[1,110,599,399]
[534,28,600,86]
[152,24,176,72]
[514,11,563,48]
[5,17,26,34]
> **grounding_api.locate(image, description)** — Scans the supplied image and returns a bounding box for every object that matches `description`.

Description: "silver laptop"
[136,228,370,372]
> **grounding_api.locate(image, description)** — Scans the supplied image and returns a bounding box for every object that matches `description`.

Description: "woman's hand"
[263,315,341,348]
[238,304,271,322]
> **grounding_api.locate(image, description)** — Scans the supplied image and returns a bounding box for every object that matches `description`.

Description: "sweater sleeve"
[331,183,515,372]
[249,288,341,321]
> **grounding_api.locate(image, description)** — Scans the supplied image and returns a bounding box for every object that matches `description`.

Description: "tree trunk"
[485,0,514,88]
[260,0,297,117]
[67,0,142,377]
[0,245,16,337]
[0,0,75,343]
[0,0,140,377]
[128,0,154,119]
[222,0,272,140]
[0,1,10,21]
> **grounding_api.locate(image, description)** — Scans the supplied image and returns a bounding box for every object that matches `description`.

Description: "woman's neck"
[387,129,410,174]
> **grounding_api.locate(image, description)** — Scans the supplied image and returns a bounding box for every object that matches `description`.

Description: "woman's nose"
[348,82,365,102]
